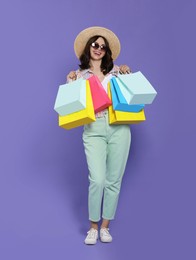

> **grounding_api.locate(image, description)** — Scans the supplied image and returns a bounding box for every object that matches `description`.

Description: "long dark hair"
[79,35,114,75]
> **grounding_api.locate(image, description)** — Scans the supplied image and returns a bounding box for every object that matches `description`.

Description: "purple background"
[0,0,195,259]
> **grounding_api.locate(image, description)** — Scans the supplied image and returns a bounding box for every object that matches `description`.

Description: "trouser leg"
[82,118,107,222]
[102,124,131,220]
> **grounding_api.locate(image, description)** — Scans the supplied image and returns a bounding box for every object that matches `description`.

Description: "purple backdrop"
[0,0,195,259]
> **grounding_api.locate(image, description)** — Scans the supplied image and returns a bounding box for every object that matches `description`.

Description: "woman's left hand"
[119,65,131,74]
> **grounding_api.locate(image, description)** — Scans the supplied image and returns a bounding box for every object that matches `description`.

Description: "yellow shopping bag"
[59,81,96,130]
[108,82,146,124]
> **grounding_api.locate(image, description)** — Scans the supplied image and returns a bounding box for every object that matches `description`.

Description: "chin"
[92,55,103,61]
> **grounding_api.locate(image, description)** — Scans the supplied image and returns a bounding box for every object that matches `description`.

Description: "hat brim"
[74,26,121,61]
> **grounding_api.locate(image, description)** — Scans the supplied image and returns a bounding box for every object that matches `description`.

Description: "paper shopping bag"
[54,78,86,116]
[88,75,112,113]
[110,77,144,112]
[108,83,146,125]
[116,71,157,105]
[59,81,96,130]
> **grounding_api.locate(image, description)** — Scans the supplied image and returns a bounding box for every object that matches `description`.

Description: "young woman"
[67,26,131,245]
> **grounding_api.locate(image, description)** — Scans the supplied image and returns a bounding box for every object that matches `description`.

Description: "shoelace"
[101,228,111,237]
[87,229,98,239]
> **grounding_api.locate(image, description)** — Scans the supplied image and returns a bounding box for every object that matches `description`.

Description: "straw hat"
[74,26,121,61]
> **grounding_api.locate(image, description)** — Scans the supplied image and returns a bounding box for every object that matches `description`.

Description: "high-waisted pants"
[82,110,131,222]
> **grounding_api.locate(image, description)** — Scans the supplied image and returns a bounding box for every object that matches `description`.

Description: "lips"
[93,51,101,56]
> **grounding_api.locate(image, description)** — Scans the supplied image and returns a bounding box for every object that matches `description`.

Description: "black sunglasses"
[91,42,107,52]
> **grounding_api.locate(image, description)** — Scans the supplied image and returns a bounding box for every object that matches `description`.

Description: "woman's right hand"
[66,71,77,82]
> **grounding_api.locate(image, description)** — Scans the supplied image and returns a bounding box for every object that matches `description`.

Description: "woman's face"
[89,37,106,61]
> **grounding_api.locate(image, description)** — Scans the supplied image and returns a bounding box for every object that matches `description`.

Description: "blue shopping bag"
[116,71,157,105]
[54,78,86,116]
[110,77,144,112]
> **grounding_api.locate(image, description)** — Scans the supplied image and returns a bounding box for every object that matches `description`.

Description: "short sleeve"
[109,64,120,76]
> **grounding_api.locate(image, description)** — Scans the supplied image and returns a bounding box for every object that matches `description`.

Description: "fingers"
[67,71,77,81]
[119,65,131,74]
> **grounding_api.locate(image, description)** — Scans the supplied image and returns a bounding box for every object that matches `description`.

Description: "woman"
[67,26,131,245]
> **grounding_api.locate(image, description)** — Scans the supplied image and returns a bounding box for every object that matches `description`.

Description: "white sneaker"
[100,228,113,243]
[84,228,98,245]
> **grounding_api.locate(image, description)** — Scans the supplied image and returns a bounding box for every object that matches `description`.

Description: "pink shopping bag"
[88,75,112,113]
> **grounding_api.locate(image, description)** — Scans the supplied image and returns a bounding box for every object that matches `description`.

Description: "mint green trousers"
[82,111,131,222]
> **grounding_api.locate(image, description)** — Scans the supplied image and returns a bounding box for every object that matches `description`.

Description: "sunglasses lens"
[91,42,99,49]
[91,42,107,51]
[101,45,107,51]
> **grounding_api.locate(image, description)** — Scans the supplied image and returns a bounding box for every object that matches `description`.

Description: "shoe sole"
[100,238,113,243]
[84,242,97,245]
[84,239,98,245]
